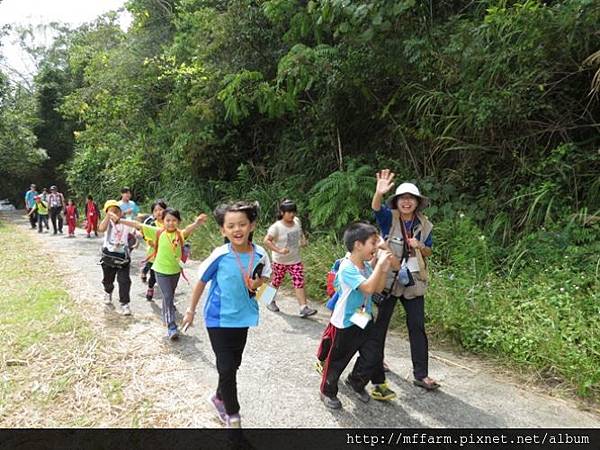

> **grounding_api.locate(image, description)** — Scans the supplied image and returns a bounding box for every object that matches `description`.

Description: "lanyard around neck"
[232,244,255,287]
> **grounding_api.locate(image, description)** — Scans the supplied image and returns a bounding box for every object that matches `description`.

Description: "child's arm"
[182,213,208,239]
[358,250,392,295]
[116,217,143,231]
[263,234,288,254]
[182,280,207,328]
[98,212,119,232]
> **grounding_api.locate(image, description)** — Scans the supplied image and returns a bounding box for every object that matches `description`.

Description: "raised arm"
[372,169,395,211]
[116,217,143,231]
[182,213,208,238]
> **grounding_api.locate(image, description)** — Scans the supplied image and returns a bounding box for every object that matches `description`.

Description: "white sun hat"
[387,182,430,211]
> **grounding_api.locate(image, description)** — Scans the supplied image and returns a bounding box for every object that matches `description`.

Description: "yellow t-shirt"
[142,225,185,275]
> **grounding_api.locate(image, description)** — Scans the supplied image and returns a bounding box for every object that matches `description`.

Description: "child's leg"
[155,273,180,326]
[86,216,92,235]
[43,215,49,229]
[350,296,398,387]
[148,268,156,288]
[37,214,43,232]
[115,265,132,304]
[102,264,118,294]
[270,262,286,289]
[289,262,308,306]
[321,326,363,398]
[29,210,37,228]
[207,327,249,415]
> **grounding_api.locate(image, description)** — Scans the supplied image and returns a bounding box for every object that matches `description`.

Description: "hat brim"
[387,193,430,211]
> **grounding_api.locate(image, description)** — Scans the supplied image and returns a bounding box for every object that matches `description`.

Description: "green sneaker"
[315,360,324,375]
[370,382,397,401]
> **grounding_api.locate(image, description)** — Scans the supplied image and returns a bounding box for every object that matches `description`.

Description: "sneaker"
[103,292,112,305]
[208,394,227,423]
[344,377,370,403]
[167,324,179,340]
[119,304,132,316]
[145,287,154,301]
[314,360,324,375]
[225,413,241,428]
[299,305,317,318]
[266,300,279,312]
[370,382,397,401]
[86,234,91,238]
[320,393,342,409]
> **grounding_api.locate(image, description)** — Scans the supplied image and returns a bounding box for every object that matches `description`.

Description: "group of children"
[24,183,101,238]
[23,171,438,429]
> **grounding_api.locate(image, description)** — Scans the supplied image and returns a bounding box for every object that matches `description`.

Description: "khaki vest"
[385,210,433,299]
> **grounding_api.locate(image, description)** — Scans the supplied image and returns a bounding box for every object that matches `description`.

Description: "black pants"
[37,214,49,232]
[49,206,63,233]
[102,263,131,304]
[348,295,399,387]
[28,208,37,228]
[398,295,428,380]
[321,323,375,398]
[143,262,156,288]
[207,327,248,415]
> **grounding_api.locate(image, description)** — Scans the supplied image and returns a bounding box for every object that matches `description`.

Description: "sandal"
[413,377,440,391]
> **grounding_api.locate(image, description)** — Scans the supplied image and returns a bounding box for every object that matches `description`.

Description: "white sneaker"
[119,304,131,316]
[103,292,112,305]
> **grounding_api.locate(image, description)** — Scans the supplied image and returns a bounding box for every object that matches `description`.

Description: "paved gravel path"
[6,211,599,428]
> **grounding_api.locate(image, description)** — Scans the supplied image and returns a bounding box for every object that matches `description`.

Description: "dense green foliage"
[1,0,599,400]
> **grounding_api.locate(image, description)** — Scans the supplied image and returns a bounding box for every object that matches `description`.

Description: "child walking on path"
[140,200,167,301]
[64,199,79,237]
[98,200,137,316]
[27,196,49,233]
[118,208,207,339]
[181,201,271,428]
[84,195,100,238]
[263,200,317,317]
[319,222,392,410]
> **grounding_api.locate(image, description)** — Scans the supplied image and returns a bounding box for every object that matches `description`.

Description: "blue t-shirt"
[25,190,37,209]
[330,259,373,329]
[198,244,272,328]
[373,205,433,247]
[119,200,140,220]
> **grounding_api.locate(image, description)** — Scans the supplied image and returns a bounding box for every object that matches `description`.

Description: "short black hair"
[343,222,379,252]
[150,199,168,212]
[87,194,93,200]
[163,207,182,222]
[277,199,297,220]
[121,187,131,194]
[214,201,259,227]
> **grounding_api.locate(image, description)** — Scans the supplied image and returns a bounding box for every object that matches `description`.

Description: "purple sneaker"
[208,394,227,423]
[225,413,241,428]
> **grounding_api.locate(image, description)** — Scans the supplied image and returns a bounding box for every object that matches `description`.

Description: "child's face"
[68,200,74,205]
[108,206,122,217]
[220,211,255,247]
[354,234,380,261]
[163,213,179,231]
[282,211,296,222]
[153,205,165,220]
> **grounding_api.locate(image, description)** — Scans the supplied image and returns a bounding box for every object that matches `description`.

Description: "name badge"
[350,308,371,329]
[256,284,277,305]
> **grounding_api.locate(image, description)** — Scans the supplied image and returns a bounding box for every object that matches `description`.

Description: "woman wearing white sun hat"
[347,169,439,400]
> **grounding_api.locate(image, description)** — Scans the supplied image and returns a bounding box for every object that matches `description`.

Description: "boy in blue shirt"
[320,222,392,409]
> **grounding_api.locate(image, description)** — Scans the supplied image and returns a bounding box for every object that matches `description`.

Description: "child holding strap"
[181,201,271,428]
[27,195,49,233]
[117,208,207,339]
